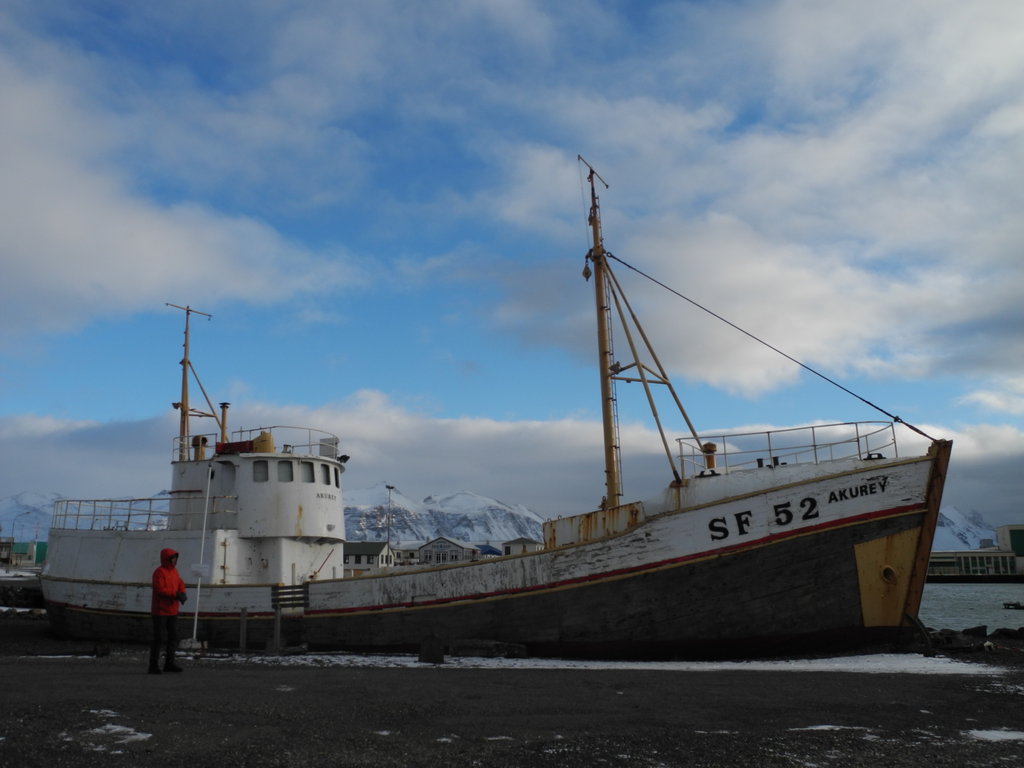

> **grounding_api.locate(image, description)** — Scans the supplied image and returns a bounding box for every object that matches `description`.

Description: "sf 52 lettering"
[707,497,819,541]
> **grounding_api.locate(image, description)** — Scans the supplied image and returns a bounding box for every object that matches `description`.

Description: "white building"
[342,541,396,576]
[418,537,480,565]
[502,537,544,556]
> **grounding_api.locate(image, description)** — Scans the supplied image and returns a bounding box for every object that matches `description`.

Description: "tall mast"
[580,157,622,509]
[167,303,212,461]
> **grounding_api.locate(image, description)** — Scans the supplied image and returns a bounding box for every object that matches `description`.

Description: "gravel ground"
[3,612,1024,768]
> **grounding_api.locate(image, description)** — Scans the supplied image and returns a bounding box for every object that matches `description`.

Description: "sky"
[1,1,1022,525]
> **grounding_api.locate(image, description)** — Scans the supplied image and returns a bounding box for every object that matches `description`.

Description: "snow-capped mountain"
[931,505,998,551]
[343,482,545,544]
[0,491,61,542]
[0,484,546,546]
[0,488,998,551]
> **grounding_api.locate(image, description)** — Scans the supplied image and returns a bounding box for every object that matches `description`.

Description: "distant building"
[502,537,543,556]
[418,537,480,565]
[997,525,1024,573]
[389,541,423,566]
[928,525,1024,579]
[390,541,422,567]
[342,541,396,576]
[1,540,44,567]
[476,544,502,558]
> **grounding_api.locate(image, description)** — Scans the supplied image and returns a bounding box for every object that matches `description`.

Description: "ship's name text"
[707,475,890,541]
[826,476,888,504]
[317,492,337,501]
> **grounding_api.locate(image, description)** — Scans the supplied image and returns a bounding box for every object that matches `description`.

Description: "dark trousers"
[150,614,179,668]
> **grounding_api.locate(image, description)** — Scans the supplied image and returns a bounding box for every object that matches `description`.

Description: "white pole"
[191,463,213,642]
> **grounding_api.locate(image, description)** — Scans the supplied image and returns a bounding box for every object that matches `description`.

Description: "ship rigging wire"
[604,252,936,443]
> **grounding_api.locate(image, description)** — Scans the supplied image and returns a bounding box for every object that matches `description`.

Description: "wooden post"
[270,606,282,653]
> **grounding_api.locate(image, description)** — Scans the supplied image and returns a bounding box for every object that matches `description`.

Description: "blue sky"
[1,1,1022,524]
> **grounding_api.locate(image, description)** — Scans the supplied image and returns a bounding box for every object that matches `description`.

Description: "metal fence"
[51,498,171,531]
[677,421,898,478]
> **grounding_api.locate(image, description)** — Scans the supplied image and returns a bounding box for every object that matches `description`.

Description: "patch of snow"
[87,724,152,744]
[966,729,1024,742]
[219,652,1004,675]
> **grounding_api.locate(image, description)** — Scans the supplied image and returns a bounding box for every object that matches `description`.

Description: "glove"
[177,592,187,604]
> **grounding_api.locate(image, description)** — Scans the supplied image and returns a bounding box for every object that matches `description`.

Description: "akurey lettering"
[827,476,888,504]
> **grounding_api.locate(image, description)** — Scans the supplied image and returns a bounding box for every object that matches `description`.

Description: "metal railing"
[173,425,342,461]
[51,498,170,532]
[50,494,238,532]
[676,421,898,479]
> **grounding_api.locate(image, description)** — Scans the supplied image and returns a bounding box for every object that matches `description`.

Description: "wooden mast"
[581,157,622,509]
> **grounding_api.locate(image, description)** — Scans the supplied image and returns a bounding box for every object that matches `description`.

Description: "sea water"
[919,582,1024,631]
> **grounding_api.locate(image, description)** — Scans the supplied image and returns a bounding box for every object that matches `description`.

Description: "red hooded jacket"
[151,548,187,616]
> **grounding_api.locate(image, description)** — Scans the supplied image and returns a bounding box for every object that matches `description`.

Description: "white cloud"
[960,389,1024,417]
[0,51,358,345]
[481,0,1024,393]
[0,414,96,440]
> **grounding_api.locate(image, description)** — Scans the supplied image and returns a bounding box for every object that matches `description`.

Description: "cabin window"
[334,468,340,487]
[320,464,330,484]
[300,461,314,482]
[278,461,294,482]
[253,460,269,482]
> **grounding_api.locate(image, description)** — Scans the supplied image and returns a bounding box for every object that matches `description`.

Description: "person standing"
[149,547,187,674]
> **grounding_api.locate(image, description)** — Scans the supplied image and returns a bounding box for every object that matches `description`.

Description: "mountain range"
[0,488,999,551]
[0,485,547,547]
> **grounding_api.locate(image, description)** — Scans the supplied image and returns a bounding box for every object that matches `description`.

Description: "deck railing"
[51,498,170,532]
[676,421,898,479]
[50,494,235,532]
[173,425,342,462]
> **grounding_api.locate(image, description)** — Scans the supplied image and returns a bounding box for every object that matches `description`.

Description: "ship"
[40,160,951,659]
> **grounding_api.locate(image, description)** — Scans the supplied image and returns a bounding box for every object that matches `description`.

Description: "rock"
[930,630,983,652]
[990,627,1024,641]
[418,637,445,664]
[449,639,528,658]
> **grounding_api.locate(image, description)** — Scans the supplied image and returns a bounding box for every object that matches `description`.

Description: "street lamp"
[12,511,30,566]
[385,485,395,565]
[13,511,30,543]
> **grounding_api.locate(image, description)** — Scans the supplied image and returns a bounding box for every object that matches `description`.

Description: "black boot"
[164,658,183,673]
[148,664,162,675]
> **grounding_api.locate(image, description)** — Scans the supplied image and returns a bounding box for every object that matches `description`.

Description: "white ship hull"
[42,440,949,658]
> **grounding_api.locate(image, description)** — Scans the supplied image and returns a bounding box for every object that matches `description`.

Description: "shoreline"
[3,613,1024,766]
